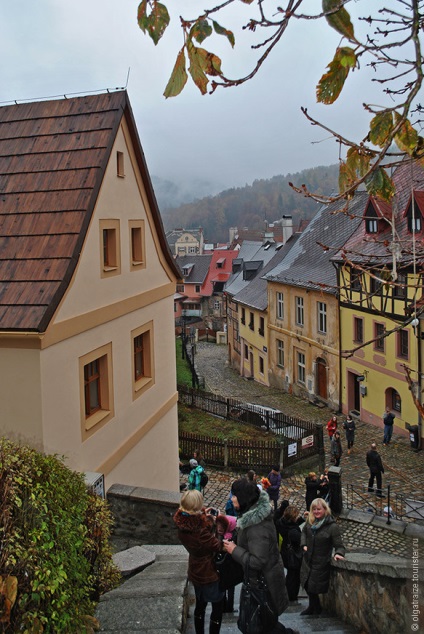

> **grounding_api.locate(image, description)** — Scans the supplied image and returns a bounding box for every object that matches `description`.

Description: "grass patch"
[178,404,273,441]
[176,338,193,386]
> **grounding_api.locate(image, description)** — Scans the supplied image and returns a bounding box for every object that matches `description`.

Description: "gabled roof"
[265,193,368,294]
[201,248,238,296]
[175,254,212,284]
[334,160,424,266]
[225,241,279,297]
[0,90,179,333]
[166,227,203,247]
[234,234,300,311]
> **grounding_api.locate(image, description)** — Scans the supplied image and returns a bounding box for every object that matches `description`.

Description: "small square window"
[132,322,154,399]
[117,151,125,177]
[100,219,121,277]
[129,220,145,270]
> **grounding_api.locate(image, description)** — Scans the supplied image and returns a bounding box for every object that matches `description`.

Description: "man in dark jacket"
[366,443,385,497]
[383,407,395,445]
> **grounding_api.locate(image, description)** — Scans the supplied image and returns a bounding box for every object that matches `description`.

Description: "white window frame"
[295,296,304,327]
[276,292,284,320]
[277,339,284,368]
[297,351,306,385]
[317,301,327,334]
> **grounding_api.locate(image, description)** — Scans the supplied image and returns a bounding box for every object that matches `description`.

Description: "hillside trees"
[161,164,338,241]
[138,0,424,203]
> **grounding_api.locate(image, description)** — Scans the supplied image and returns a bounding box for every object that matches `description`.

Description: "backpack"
[200,470,209,488]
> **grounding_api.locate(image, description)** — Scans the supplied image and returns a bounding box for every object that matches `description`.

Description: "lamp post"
[191,344,196,388]
[181,311,186,360]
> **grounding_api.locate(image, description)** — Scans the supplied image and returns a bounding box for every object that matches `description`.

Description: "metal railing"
[344,483,424,524]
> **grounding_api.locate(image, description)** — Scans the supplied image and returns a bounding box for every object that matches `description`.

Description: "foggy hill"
[157,164,340,243]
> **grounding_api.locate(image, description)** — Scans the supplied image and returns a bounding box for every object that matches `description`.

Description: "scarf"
[310,517,327,534]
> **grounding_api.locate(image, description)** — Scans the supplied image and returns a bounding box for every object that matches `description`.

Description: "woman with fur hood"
[300,497,345,616]
[223,478,298,634]
[174,490,224,634]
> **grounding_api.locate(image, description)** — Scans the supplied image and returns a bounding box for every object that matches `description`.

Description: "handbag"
[237,558,278,634]
[214,551,244,590]
[285,542,303,570]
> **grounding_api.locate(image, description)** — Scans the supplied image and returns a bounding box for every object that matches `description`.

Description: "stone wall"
[107,484,181,544]
[323,553,424,633]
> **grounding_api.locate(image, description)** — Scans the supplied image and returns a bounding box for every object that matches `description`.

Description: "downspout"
[332,260,342,414]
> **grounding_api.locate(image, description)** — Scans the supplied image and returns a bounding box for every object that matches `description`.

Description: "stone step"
[184,587,360,634]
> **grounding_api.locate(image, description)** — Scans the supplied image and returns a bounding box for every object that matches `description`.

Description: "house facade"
[264,196,366,409]
[166,227,204,256]
[0,91,181,492]
[334,161,424,441]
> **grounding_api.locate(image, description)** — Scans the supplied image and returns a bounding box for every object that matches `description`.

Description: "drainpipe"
[418,318,422,450]
[332,261,342,414]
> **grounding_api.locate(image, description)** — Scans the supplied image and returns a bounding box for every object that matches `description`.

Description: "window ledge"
[134,376,153,395]
[103,265,118,272]
[85,409,111,431]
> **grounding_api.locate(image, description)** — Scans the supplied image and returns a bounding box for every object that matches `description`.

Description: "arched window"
[386,388,401,413]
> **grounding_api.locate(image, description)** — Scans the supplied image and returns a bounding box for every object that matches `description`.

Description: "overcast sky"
[1,1,385,195]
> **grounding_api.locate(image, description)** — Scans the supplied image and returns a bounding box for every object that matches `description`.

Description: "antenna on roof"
[125,68,131,89]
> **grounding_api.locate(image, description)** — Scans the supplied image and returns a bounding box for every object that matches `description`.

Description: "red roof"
[201,249,238,296]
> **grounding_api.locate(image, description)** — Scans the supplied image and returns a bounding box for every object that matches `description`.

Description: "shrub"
[0,439,120,633]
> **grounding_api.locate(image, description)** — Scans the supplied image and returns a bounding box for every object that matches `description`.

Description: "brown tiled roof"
[333,160,424,266]
[0,91,179,333]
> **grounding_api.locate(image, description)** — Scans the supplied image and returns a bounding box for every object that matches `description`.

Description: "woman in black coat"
[304,472,320,511]
[223,478,297,634]
[276,505,303,602]
[300,498,345,616]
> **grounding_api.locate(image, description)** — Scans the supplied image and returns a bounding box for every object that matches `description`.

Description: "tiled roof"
[334,161,424,266]
[225,241,278,296]
[201,249,238,296]
[233,234,300,311]
[265,193,368,294]
[175,254,212,284]
[0,90,179,332]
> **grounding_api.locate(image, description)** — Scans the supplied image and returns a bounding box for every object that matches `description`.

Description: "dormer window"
[405,194,424,233]
[364,200,380,234]
[366,218,378,233]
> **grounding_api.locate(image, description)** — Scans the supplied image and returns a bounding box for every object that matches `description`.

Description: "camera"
[208,507,219,516]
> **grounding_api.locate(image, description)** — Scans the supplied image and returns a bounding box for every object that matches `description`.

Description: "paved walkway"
[186,342,424,558]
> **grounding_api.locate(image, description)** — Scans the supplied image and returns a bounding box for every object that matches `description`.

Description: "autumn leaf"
[317,47,356,104]
[163,48,188,98]
[369,111,394,148]
[365,167,395,202]
[323,0,355,40]
[339,161,355,194]
[346,147,371,178]
[137,0,170,46]
[187,44,209,95]
[213,20,235,48]
[394,113,419,154]
[190,19,213,44]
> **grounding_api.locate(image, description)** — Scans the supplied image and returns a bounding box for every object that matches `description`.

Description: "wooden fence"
[178,384,324,472]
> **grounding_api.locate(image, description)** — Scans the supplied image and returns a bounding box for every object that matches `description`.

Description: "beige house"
[0,91,181,492]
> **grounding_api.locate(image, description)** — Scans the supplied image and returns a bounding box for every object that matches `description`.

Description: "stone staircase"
[96,545,360,633]
[184,584,360,634]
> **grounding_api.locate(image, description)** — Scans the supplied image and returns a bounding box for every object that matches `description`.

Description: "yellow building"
[264,196,366,410]
[335,162,424,443]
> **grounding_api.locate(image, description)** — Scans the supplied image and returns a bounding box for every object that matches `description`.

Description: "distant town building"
[166,227,205,256]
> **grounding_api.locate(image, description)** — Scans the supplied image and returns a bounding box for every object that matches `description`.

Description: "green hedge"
[0,439,120,633]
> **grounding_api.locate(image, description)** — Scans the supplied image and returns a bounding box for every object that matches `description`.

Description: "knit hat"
[189,459,198,468]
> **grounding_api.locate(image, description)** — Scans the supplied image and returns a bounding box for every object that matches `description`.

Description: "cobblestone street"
[184,341,424,558]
